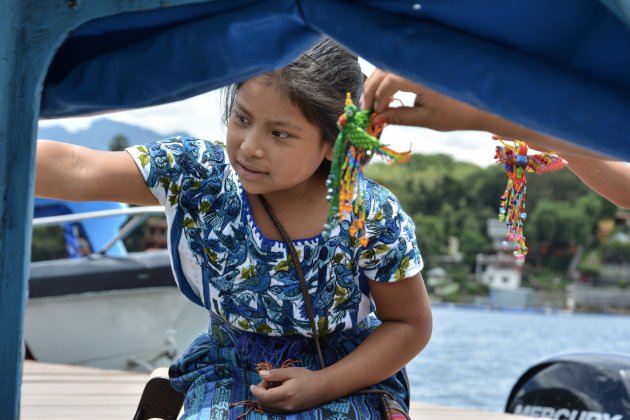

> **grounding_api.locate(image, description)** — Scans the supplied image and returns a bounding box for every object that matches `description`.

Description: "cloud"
[39,90,227,140]
[38,88,498,168]
[380,125,497,167]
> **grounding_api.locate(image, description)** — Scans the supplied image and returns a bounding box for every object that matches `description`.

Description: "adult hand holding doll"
[360,69,483,132]
[361,69,630,209]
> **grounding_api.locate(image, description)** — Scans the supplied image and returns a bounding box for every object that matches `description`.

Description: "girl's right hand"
[250,366,332,413]
[360,69,485,132]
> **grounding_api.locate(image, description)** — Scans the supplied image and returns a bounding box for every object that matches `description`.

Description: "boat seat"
[133,367,184,420]
[29,250,174,299]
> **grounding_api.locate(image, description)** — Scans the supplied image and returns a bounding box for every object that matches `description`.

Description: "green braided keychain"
[323,93,411,246]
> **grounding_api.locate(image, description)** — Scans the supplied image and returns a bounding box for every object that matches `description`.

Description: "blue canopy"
[41,0,630,160]
[1,1,629,416]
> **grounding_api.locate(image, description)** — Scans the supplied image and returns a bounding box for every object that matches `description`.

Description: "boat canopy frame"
[2,1,630,417]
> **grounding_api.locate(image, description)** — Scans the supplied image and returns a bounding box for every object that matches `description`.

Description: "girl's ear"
[324,142,334,161]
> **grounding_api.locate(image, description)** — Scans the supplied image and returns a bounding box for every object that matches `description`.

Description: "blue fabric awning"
[40,0,630,161]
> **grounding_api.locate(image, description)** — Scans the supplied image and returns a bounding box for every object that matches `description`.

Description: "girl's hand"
[249,367,331,413]
[361,69,484,132]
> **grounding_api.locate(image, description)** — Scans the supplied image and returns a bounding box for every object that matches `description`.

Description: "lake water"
[406,305,630,412]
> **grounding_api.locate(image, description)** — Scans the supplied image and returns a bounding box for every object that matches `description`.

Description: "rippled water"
[406,305,630,411]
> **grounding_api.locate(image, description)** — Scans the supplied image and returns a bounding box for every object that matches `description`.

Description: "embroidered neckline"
[237,181,322,248]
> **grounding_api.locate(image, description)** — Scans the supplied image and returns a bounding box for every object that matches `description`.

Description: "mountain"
[37,118,192,150]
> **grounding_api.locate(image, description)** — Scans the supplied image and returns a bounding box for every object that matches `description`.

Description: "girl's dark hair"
[222,38,364,151]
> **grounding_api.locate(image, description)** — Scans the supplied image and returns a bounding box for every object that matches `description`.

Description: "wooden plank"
[21,362,147,420]
[410,402,532,420]
[21,361,531,420]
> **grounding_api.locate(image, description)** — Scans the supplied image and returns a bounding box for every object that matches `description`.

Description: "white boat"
[25,199,209,371]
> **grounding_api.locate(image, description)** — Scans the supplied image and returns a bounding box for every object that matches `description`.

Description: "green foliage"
[526,168,591,203]
[31,226,67,261]
[527,269,568,291]
[412,213,445,268]
[602,239,630,263]
[430,265,479,302]
[109,134,130,151]
[528,200,591,246]
[446,265,471,285]
[459,228,488,266]
[578,250,601,275]
[367,154,502,269]
[366,152,622,285]
[464,280,489,296]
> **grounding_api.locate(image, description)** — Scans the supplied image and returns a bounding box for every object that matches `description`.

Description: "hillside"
[37,118,192,150]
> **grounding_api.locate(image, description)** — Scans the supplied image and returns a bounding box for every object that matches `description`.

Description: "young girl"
[36,39,432,418]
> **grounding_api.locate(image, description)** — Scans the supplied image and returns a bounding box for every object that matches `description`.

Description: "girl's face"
[226,77,333,197]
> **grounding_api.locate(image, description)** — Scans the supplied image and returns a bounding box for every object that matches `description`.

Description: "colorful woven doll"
[323,93,410,246]
[494,137,566,263]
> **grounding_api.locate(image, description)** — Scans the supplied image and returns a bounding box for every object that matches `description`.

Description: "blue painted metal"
[0,2,213,418]
[3,0,630,417]
[599,0,630,28]
[40,0,320,118]
[36,0,630,161]
[300,0,630,161]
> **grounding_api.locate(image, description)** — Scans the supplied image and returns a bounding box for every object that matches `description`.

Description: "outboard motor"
[505,353,630,420]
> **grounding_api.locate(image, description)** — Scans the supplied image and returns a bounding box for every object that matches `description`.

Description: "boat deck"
[20,360,530,419]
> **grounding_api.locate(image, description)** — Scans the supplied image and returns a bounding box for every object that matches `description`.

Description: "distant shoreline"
[429,301,630,317]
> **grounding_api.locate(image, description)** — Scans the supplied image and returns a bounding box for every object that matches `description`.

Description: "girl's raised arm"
[36,140,157,205]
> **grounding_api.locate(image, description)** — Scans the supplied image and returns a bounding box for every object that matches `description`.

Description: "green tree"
[365,151,620,282]
[412,213,446,269]
[109,134,130,151]
[459,228,488,266]
[529,200,591,247]
[31,226,67,261]
[602,239,630,263]
[526,167,592,203]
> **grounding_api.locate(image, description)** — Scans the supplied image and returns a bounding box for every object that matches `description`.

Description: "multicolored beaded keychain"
[323,93,411,246]
[493,136,566,263]
[322,92,566,262]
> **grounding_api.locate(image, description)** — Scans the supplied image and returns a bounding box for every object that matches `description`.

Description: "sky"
[38,60,499,167]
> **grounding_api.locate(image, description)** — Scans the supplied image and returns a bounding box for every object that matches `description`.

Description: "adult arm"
[36,140,157,205]
[469,111,630,208]
[361,70,630,208]
[250,272,432,412]
[560,155,630,209]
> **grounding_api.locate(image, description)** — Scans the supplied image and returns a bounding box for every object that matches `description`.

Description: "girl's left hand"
[250,367,331,413]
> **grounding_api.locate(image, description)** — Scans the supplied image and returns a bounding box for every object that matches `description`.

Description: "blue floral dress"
[127,137,423,419]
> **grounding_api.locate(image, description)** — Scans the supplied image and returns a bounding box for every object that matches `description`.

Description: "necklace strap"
[257,195,326,370]
[257,195,411,418]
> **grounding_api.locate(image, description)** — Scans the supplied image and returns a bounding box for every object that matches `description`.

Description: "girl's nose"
[241,131,264,158]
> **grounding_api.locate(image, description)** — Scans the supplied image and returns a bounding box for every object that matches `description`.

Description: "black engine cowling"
[505,353,630,420]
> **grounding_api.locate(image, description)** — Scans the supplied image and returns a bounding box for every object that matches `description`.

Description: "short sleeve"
[358,180,423,282]
[125,137,228,308]
[126,136,226,206]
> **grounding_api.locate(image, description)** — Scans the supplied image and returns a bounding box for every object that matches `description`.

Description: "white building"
[475,253,522,289]
[475,219,533,308]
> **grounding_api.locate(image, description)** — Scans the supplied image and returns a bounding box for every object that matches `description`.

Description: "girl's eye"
[272,130,290,139]
[233,111,250,126]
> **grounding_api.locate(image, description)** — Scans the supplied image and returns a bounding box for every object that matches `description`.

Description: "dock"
[20,361,530,419]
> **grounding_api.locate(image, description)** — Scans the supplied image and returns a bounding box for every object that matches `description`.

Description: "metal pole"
[0,2,209,418]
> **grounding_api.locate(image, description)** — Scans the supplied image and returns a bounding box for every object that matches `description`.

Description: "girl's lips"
[237,161,266,180]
